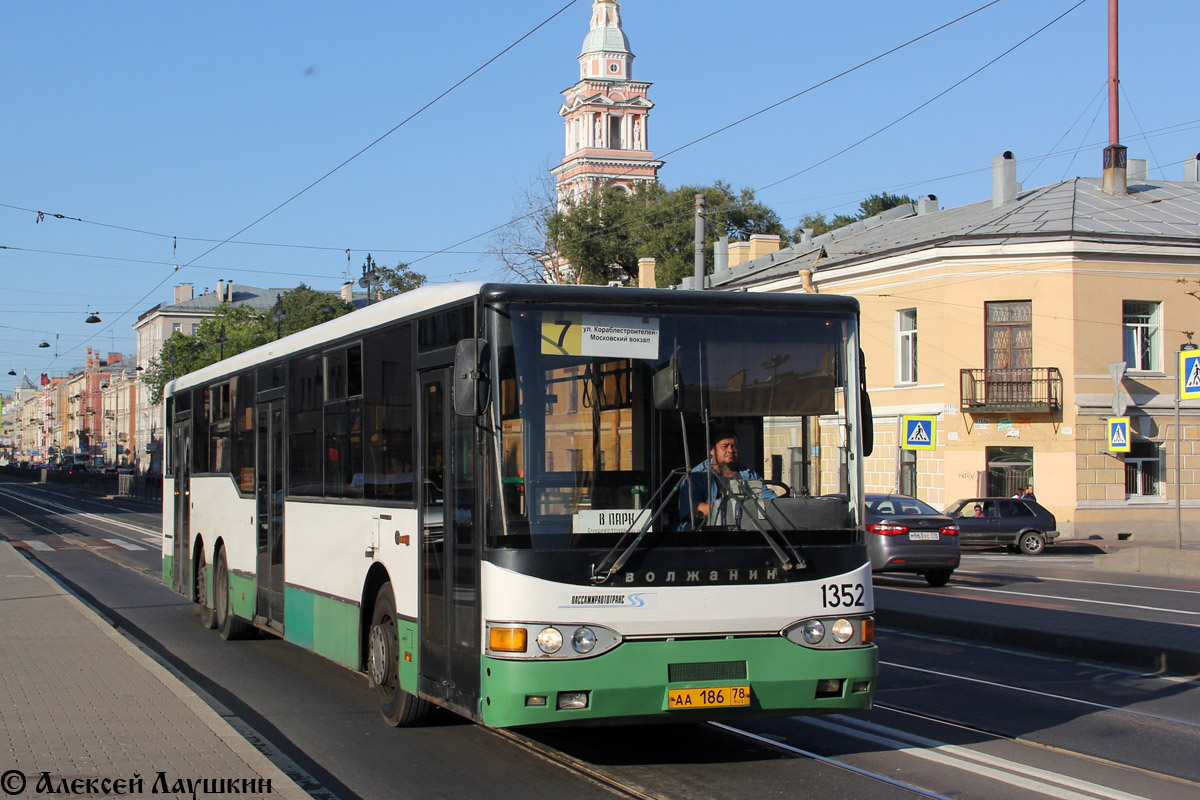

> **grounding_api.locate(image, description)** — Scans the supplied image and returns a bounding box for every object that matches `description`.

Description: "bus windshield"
[490,302,862,550]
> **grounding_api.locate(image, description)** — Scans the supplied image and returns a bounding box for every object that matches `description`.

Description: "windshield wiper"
[590,468,687,584]
[706,473,807,572]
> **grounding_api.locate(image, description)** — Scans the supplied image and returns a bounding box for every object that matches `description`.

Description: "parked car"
[943,497,1059,555]
[827,493,960,586]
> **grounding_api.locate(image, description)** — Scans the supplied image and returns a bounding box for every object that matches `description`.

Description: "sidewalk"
[0,543,309,800]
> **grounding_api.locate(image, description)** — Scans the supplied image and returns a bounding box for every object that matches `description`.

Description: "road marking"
[880,660,1200,730]
[956,569,1200,597]
[817,715,1154,800]
[0,487,160,548]
[21,540,54,551]
[942,585,1200,618]
[104,538,147,551]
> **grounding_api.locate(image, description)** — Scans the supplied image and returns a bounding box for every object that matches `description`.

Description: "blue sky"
[3,0,1198,393]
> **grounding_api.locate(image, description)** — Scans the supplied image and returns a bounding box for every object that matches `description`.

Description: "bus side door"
[417,367,481,718]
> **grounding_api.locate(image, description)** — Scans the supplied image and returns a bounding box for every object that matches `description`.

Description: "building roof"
[137,283,370,326]
[581,0,631,58]
[713,175,1200,289]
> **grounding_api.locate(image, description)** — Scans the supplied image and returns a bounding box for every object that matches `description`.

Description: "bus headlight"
[784,616,871,649]
[536,627,563,654]
[571,627,597,654]
[487,622,620,659]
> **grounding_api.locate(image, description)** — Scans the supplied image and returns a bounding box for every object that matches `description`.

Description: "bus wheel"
[215,549,251,641]
[368,583,434,727]
[196,549,215,629]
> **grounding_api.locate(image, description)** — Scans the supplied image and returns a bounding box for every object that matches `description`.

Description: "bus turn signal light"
[489,627,528,653]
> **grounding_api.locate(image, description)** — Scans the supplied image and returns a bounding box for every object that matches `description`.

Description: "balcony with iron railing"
[960,367,1063,413]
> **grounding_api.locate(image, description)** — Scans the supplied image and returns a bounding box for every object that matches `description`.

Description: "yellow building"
[717,152,1200,541]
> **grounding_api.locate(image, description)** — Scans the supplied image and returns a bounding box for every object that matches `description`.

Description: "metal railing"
[960,367,1063,413]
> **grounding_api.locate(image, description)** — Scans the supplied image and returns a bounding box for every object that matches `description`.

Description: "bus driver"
[678,429,776,529]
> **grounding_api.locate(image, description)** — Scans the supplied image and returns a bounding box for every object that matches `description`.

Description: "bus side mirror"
[652,358,684,411]
[859,347,873,457]
[861,388,874,457]
[453,338,491,417]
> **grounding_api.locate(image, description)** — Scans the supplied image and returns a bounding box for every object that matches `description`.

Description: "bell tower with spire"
[551,0,662,208]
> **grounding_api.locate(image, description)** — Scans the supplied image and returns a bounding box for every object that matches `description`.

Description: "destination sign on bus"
[542,313,659,359]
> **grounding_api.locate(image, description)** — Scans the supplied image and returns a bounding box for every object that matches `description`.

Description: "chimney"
[799,228,814,246]
[917,195,939,215]
[173,283,194,304]
[748,233,781,260]
[992,151,1019,207]
[216,280,225,301]
[1127,159,1148,184]
[714,237,729,273]
[226,280,235,302]
[728,241,751,267]
[637,258,657,289]
[1185,154,1200,183]
[340,281,354,303]
[1102,144,1128,196]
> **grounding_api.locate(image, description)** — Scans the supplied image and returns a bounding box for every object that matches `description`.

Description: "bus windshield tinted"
[490,302,861,550]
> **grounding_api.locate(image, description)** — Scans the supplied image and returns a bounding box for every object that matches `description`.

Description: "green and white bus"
[163,282,877,727]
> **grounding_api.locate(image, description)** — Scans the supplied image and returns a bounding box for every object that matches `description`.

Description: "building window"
[1125,441,1161,497]
[172,323,181,334]
[191,323,201,335]
[897,308,917,383]
[1123,301,1161,372]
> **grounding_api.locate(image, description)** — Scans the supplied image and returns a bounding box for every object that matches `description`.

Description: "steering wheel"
[762,480,791,499]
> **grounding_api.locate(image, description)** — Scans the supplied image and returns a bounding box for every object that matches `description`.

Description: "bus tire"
[215,548,251,641]
[196,548,216,629]
[368,582,434,727]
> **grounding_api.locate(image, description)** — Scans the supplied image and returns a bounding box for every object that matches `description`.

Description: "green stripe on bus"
[228,571,256,621]
[161,555,172,586]
[284,586,359,669]
[480,637,877,728]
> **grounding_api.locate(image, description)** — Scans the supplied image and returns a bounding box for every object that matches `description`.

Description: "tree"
[544,180,791,287]
[488,163,560,283]
[142,284,355,404]
[374,261,427,299]
[792,192,914,242]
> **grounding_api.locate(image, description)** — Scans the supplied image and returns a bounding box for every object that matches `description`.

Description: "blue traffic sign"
[1181,350,1200,401]
[902,415,937,450]
[1107,417,1131,452]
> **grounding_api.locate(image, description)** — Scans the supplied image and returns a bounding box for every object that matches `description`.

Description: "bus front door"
[255,400,285,630]
[171,417,191,595]
[418,368,480,717]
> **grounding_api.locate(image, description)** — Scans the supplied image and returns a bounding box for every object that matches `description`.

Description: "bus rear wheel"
[196,548,215,629]
[368,582,434,727]
[215,548,251,641]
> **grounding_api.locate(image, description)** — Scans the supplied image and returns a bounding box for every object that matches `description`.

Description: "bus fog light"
[802,619,825,644]
[525,695,547,707]
[815,678,844,698]
[557,691,589,710]
[832,618,854,643]
[572,627,597,654]
[536,627,563,654]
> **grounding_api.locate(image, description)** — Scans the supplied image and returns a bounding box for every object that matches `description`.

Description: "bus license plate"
[668,686,751,709]
[908,531,939,541]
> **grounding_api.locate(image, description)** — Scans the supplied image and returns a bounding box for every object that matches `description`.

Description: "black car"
[828,493,961,586]
[943,497,1059,555]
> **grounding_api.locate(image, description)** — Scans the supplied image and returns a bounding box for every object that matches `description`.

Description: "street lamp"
[85,311,101,324]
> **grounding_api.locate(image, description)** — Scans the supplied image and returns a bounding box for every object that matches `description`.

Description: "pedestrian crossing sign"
[1180,350,1200,401]
[1107,417,1131,452]
[902,415,937,450]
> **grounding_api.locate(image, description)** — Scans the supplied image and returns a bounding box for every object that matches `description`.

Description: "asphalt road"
[2,476,1198,799]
